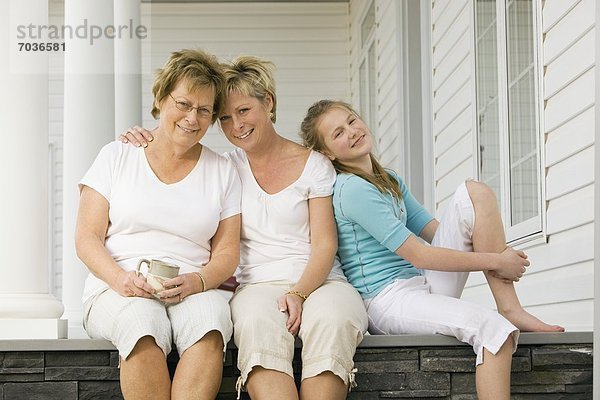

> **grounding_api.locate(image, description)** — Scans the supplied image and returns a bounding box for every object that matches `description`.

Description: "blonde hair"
[300,99,403,200]
[221,55,277,122]
[151,48,225,123]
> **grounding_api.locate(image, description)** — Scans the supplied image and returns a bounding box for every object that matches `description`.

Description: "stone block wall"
[348,345,592,399]
[0,336,593,399]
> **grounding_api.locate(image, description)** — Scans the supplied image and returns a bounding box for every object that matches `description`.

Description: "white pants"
[230,280,368,387]
[84,288,233,359]
[365,182,518,365]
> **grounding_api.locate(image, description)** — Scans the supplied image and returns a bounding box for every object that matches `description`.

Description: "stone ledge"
[0,331,591,352]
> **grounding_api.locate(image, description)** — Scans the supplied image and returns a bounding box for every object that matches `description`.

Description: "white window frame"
[356,0,378,148]
[473,0,546,246]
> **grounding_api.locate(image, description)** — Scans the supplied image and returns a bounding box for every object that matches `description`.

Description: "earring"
[269,112,274,120]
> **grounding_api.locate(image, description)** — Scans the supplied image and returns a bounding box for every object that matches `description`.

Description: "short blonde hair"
[221,55,277,122]
[151,49,225,123]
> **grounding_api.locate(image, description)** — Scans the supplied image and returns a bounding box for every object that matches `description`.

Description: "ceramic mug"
[136,258,180,294]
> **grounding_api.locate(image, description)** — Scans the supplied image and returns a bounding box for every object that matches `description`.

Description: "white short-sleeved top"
[225,148,346,286]
[79,141,241,303]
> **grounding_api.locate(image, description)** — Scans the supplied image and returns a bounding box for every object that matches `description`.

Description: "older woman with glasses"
[76,49,241,400]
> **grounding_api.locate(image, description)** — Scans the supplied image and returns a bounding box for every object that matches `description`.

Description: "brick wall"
[0,334,592,399]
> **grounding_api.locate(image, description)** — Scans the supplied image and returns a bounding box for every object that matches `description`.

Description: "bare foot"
[501,308,565,332]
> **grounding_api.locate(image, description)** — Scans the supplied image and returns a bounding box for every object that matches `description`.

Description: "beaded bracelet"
[286,290,308,300]
[194,272,206,293]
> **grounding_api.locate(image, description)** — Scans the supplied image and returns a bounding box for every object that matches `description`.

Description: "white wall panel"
[544,28,594,99]
[432,6,470,70]
[545,68,595,133]
[434,107,471,155]
[433,84,471,135]
[432,0,467,47]
[546,147,595,201]
[546,106,594,167]
[543,0,594,63]
[435,134,473,179]
[542,0,582,32]
[433,57,470,113]
[546,184,594,235]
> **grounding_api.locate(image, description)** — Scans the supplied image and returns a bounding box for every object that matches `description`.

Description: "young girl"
[299,99,564,399]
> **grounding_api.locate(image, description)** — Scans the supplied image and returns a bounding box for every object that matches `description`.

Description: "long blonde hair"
[300,99,403,200]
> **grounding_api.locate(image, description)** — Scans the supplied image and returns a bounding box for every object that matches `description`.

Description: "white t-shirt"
[79,141,241,303]
[225,148,346,286]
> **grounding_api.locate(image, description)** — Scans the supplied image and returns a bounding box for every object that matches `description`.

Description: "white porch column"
[62,0,115,338]
[593,0,599,395]
[0,0,66,339]
[114,0,143,136]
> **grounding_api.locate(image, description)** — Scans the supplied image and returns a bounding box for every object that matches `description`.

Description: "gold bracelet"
[194,272,206,293]
[286,290,308,300]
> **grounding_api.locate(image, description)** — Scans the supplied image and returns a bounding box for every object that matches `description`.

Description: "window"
[474,0,543,243]
[358,1,377,136]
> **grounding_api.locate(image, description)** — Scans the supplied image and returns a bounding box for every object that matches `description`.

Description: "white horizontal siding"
[433,82,471,138]
[546,184,594,235]
[140,3,350,154]
[432,4,470,71]
[544,28,594,99]
[542,0,581,32]
[435,134,473,179]
[434,106,471,158]
[528,0,595,330]
[546,107,594,167]
[435,158,474,207]
[526,300,592,332]
[544,68,595,133]
[432,35,471,93]
[546,147,595,201]
[543,0,594,64]
[430,0,474,217]
[433,57,470,113]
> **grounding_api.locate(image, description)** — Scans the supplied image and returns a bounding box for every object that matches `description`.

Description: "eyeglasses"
[169,94,214,119]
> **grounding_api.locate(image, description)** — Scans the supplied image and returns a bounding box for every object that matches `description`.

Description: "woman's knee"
[129,335,164,359]
[197,330,224,351]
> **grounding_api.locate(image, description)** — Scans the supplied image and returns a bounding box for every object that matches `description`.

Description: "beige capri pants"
[84,288,233,360]
[230,280,368,390]
[365,181,519,366]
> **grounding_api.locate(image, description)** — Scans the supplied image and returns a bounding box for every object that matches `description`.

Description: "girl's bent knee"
[466,180,495,201]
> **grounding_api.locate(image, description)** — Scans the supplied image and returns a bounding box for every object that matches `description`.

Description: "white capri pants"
[84,288,233,360]
[230,280,368,390]
[365,181,519,365]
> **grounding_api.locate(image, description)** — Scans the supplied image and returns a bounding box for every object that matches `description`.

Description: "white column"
[0,0,66,339]
[593,0,599,396]
[62,0,116,338]
[114,0,143,137]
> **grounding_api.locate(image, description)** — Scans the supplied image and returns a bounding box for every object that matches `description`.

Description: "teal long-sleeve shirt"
[333,171,434,299]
